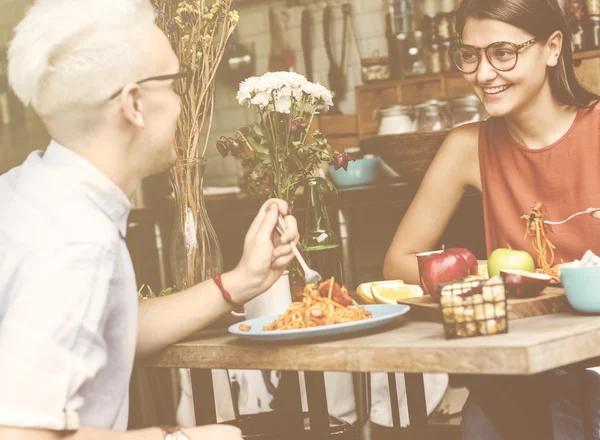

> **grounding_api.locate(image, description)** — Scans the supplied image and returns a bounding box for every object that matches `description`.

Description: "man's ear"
[546,31,563,67]
[119,84,144,128]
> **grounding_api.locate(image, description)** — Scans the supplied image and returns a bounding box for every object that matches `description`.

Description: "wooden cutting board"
[397,287,569,322]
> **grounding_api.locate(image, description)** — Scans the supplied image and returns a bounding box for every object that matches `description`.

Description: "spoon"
[543,207,600,225]
[275,215,322,285]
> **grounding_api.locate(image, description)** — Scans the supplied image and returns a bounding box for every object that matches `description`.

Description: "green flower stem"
[302,110,316,146]
[265,110,282,200]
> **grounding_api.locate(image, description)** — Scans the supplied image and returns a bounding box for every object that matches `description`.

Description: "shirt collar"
[42,140,131,238]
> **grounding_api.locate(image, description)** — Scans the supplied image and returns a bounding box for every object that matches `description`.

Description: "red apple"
[500,269,551,298]
[446,248,478,276]
[416,249,471,300]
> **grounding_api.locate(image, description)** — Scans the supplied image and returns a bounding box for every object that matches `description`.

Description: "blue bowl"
[560,265,600,313]
[329,157,394,187]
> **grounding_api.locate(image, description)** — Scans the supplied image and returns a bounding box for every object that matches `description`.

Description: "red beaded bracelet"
[212,273,236,307]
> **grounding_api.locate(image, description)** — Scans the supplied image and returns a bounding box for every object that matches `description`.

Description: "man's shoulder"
[0,155,121,249]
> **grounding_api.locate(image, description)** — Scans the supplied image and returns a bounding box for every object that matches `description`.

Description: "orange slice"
[371,282,423,305]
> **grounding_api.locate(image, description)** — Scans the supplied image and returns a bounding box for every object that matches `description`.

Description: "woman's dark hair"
[455,0,599,107]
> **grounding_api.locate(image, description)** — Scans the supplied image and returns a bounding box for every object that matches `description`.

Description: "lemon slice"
[477,263,489,279]
[371,282,423,305]
[356,283,376,304]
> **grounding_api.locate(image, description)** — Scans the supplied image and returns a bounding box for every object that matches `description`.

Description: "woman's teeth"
[483,85,511,95]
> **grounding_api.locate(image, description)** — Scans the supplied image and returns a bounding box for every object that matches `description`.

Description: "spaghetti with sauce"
[521,202,560,282]
[262,279,372,331]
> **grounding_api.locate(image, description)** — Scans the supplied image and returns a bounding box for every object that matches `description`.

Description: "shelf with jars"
[355,49,600,139]
[355,71,473,139]
[355,0,600,139]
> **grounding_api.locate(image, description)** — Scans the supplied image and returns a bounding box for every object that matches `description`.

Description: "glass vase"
[170,158,223,291]
[300,176,344,284]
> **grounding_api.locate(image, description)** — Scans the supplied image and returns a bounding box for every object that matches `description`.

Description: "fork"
[275,215,322,285]
[543,207,600,225]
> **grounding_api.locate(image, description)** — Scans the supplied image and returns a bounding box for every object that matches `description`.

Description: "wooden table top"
[140,311,600,376]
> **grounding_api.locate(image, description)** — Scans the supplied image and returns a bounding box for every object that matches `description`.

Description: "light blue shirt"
[0,141,138,431]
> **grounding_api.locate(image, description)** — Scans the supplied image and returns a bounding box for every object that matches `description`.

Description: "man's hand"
[232,199,299,303]
[181,425,243,440]
[136,199,299,357]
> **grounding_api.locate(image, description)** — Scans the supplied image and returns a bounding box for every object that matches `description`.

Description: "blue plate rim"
[228,304,410,338]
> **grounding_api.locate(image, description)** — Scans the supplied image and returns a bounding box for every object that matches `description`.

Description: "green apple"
[488,248,535,277]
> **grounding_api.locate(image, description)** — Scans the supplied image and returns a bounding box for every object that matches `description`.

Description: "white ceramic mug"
[232,271,292,319]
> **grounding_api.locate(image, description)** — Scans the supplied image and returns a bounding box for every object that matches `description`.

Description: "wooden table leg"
[190,369,217,425]
[575,368,595,440]
[405,373,428,438]
[279,371,305,432]
[305,371,330,439]
[525,375,555,440]
[387,373,402,429]
[353,372,372,429]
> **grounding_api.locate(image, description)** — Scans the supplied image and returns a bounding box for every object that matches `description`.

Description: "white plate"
[228,304,410,342]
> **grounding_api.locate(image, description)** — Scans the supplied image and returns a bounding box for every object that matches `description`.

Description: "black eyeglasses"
[109,65,192,100]
[450,39,538,74]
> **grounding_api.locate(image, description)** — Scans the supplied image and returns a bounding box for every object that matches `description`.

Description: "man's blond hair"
[8,0,155,117]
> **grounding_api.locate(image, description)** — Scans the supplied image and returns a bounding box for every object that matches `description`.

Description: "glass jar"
[361,55,391,82]
[449,94,488,127]
[440,40,453,72]
[568,0,587,21]
[415,99,451,131]
[573,22,586,52]
[435,12,451,41]
[588,15,600,49]
[377,104,415,135]
[587,0,600,16]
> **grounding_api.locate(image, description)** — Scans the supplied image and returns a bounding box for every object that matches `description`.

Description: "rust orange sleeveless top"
[479,101,600,265]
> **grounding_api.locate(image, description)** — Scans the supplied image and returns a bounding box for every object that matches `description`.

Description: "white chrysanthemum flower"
[273,94,292,114]
[237,76,261,106]
[250,90,270,107]
[303,81,334,109]
[236,71,332,112]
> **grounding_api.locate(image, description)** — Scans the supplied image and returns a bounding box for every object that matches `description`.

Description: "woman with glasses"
[383,0,600,438]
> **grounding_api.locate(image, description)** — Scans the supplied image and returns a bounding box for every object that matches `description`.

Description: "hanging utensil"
[269,8,295,72]
[280,9,296,71]
[340,5,349,77]
[301,7,313,81]
[342,2,364,63]
[269,7,287,72]
[323,5,345,113]
[219,33,256,88]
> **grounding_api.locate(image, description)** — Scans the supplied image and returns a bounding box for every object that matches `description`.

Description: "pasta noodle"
[521,202,560,282]
[263,279,372,331]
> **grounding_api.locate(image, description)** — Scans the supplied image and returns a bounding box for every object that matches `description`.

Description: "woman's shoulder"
[443,121,481,151]
[576,100,600,130]
[432,122,482,188]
